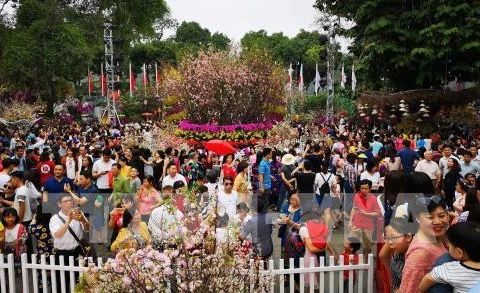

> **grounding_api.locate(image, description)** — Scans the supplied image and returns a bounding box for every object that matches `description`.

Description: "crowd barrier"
[0,253,374,293]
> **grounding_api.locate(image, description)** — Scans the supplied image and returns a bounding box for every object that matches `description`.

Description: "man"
[290,160,316,212]
[108,163,130,205]
[398,140,419,173]
[217,176,239,218]
[304,144,324,173]
[460,151,480,177]
[92,148,116,194]
[349,179,381,254]
[49,193,89,292]
[0,158,13,187]
[415,151,441,186]
[258,147,273,213]
[10,171,32,225]
[469,145,480,166]
[162,163,187,188]
[11,145,27,172]
[42,164,74,212]
[371,135,383,157]
[241,197,273,259]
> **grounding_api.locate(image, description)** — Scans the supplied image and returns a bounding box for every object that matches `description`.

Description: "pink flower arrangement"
[179,120,273,133]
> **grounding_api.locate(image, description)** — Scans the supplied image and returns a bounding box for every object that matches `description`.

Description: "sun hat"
[358,153,368,159]
[281,154,296,165]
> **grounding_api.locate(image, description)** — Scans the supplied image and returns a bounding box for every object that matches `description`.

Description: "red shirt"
[342,250,359,279]
[351,193,380,231]
[37,161,55,184]
[222,163,237,179]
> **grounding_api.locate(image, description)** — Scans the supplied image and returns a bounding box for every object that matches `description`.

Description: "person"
[233,202,252,228]
[398,140,419,173]
[129,167,142,193]
[221,154,237,180]
[11,145,27,172]
[360,160,381,192]
[277,154,296,211]
[453,188,479,224]
[383,217,416,292]
[161,163,187,189]
[92,148,116,194]
[36,152,55,185]
[270,152,283,208]
[340,237,361,291]
[399,195,449,292]
[438,145,459,185]
[1,208,27,265]
[415,151,441,187]
[117,156,132,179]
[181,152,199,189]
[136,175,162,222]
[459,151,480,177]
[314,162,336,210]
[258,148,273,213]
[108,163,130,205]
[152,150,165,189]
[277,190,302,256]
[61,146,77,180]
[76,155,93,184]
[452,180,468,214]
[42,164,75,212]
[108,194,134,248]
[349,179,381,254]
[418,222,480,293]
[343,153,358,218]
[233,161,250,204]
[303,144,324,174]
[384,148,402,172]
[111,209,150,252]
[442,158,462,210]
[217,176,239,218]
[49,193,90,292]
[9,171,33,225]
[241,196,273,259]
[371,135,384,157]
[290,160,316,212]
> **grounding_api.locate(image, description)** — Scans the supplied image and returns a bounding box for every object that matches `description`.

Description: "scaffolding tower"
[101,23,121,126]
[325,24,337,126]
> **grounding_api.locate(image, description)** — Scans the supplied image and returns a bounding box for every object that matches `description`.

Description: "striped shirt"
[390,253,405,291]
[431,261,480,293]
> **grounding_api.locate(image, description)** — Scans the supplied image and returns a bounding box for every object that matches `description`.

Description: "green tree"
[175,21,211,45]
[210,32,231,51]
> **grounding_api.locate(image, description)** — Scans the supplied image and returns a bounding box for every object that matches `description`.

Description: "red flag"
[88,68,94,96]
[129,63,135,96]
[101,63,107,97]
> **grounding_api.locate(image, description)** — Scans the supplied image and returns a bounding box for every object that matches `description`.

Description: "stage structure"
[324,22,338,125]
[101,23,122,126]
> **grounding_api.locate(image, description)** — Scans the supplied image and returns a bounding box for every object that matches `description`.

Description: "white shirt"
[148,205,183,240]
[92,158,116,189]
[415,159,440,180]
[65,157,76,180]
[161,173,187,188]
[360,171,381,190]
[14,185,32,222]
[217,190,239,218]
[314,172,335,194]
[5,224,21,243]
[0,173,10,189]
[49,211,85,250]
[431,261,480,293]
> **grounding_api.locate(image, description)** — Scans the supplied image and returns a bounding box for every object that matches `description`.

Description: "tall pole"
[325,24,337,126]
[101,23,121,126]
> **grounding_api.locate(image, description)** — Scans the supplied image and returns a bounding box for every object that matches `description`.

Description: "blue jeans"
[276,183,289,211]
[344,182,355,213]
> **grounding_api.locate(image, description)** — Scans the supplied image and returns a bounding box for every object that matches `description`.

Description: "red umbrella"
[204,140,235,155]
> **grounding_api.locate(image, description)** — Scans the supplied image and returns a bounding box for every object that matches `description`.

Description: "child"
[384,217,415,292]
[129,168,141,193]
[233,202,252,228]
[341,237,361,292]
[1,208,27,266]
[418,222,480,293]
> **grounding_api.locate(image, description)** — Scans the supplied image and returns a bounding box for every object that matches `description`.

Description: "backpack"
[319,173,332,196]
[306,220,329,250]
[285,230,305,258]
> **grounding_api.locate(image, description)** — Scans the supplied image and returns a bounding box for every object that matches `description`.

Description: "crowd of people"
[0,121,480,292]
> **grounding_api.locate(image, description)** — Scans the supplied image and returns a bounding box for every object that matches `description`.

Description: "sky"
[166,0,319,42]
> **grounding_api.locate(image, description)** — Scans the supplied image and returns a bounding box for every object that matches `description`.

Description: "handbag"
[57,214,97,259]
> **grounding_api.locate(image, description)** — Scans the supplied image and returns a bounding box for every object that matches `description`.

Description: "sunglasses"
[224,182,233,186]
[415,194,445,206]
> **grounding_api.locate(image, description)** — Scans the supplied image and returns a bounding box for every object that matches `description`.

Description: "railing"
[0,253,374,293]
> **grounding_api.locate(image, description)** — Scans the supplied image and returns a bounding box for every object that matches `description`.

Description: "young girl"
[452,179,467,214]
[1,208,27,266]
[384,217,416,292]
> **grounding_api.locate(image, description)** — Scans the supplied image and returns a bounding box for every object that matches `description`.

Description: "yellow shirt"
[111,222,150,252]
[233,173,248,193]
[120,165,132,178]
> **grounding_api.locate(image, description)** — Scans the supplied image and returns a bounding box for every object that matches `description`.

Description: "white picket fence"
[0,253,374,293]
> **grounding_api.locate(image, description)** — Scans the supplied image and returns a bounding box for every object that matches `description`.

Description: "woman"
[408,133,416,150]
[152,150,165,189]
[111,209,150,252]
[360,160,381,192]
[136,175,162,222]
[384,148,402,172]
[108,194,135,248]
[270,152,283,208]
[277,190,302,257]
[1,208,27,264]
[37,152,55,185]
[76,155,93,184]
[453,188,479,223]
[118,156,132,178]
[277,153,296,211]
[233,161,250,204]
[399,195,449,292]
[221,154,237,180]
[452,180,468,214]
[355,153,367,178]
[28,205,55,257]
[384,217,416,292]
[442,158,462,210]
[61,146,77,180]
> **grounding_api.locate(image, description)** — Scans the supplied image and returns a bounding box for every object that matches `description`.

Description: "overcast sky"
[166,0,319,41]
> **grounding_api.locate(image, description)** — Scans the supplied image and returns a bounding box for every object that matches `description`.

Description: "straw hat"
[281,154,296,165]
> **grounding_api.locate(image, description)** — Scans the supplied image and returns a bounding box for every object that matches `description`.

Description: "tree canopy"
[315,0,480,90]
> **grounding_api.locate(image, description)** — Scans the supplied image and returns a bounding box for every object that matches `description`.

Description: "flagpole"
[129,63,133,97]
[87,66,91,97]
[155,62,158,96]
[143,63,147,98]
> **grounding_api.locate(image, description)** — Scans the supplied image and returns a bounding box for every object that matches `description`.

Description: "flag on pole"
[314,63,321,95]
[100,63,107,97]
[287,63,293,90]
[352,64,357,92]
[129,63,135,97]
[341,64,347,88]
[87,67,93,96]
[298,63,304,92]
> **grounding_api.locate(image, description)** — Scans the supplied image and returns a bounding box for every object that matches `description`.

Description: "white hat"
[281,154,296,165]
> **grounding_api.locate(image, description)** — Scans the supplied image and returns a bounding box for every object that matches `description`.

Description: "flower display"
[178,120,273,133]
[75,102,94,114]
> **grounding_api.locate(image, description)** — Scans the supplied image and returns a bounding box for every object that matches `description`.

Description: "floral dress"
[270,160,283,200]
[28,223,56,258]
